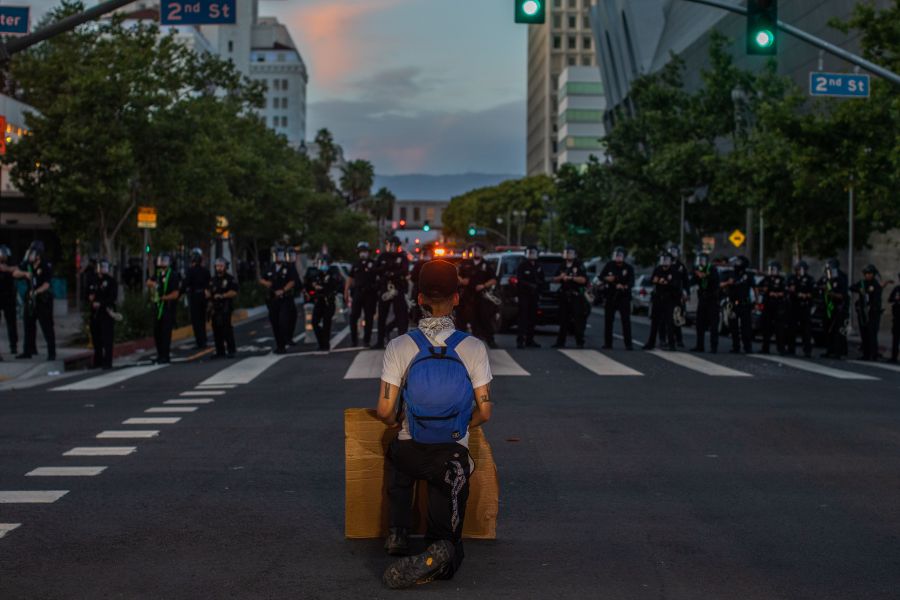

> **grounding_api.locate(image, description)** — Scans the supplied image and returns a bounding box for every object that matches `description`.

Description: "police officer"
[721,255,753,354]
[787,260,816,358]
[690,252,720,353]
[600,246,634,350]
[184,248,211,349]
[645,251,680,351]
[285,247,301,345]
[759,260,789,355]
[819,258,849,359]
[516,245,544,349]
[374,236,410,349]
[147,253,181,364]
[13,242,56,360]
[345,242,378,347]
[668,245,689,348]
[457,243,499,348]
[408,247,433,326]
[207,257,239,359]
[88,259,117,369]
[888,274,900,364]
[260,247,295,354]
[853,264,883,361]
[306,255,344,351]
[553,245,589,349]
[0,245,18,359]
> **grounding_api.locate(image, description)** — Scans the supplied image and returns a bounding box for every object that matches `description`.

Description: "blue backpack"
[402,329,474,444]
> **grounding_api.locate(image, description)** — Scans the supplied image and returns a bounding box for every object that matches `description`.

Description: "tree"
[311,128,338,194]
[340,159,375,206]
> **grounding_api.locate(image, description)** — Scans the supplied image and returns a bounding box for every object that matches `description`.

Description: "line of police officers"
[0,242,57,362]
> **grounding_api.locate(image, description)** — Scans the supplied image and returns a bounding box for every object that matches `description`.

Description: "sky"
[27,0,529,176]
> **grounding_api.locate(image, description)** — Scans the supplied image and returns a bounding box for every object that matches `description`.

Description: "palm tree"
[340,159,375,206]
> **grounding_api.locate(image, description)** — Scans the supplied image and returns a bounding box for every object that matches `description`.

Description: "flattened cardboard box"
[344,408,499,539]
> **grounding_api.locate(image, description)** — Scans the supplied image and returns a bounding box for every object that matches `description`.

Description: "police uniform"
[819,268,849,358]
[786,269,816,357]
[515,256,544,348]
[149,266,181,363]
[262,262,295,354]
[0,262,17,356]
[88,272,117,369]
[723,263,754,354]
[555,259,589,348]
[458,257,498,347]
[760,269,788,355]
[21,259,56,360]
[184,262,211,348]
[671,258,689,347]
[286,259,301,344]
[349,256,378,346]
[691,262,720,353]
[853,275,882,361]
[375,250,410,348]
[306,265,343,351]
[599,259,634,349]
[645,263,681,351]
[208,270,239,357]
[889,281,900,363]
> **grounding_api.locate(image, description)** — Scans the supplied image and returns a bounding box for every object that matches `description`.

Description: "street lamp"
[512,210,527,247]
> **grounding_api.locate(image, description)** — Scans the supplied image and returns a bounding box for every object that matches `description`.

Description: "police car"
[486,251,566,332]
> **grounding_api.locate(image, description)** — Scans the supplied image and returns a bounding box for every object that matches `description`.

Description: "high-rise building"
[556,66,606,167]
[527,0,600,176]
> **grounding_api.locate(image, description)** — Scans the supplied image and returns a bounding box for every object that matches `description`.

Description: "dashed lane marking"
[343,350,384,380]
[26,467,107,477]
[164,399,214,405]
[122,417,181,425]
[63,447,136,457]
[145,407,198,413]
[196,384,237,389]
[180,390,225,397]
[559,349,643,376]
[0,491,69,503]
[848,360,900,374]
[97,430,159,439]
[50,364,169,391]
[649,350,753,377]
[752,355,879,380]
[489,350,530,376]
[0,523,21,538]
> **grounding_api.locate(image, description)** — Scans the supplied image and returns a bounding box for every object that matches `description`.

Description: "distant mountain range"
[373,173,522,201]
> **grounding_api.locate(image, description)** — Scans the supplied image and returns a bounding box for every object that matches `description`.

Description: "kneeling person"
[376,260,494,589]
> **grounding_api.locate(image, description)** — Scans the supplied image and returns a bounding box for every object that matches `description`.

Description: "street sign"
[810,72,870,98]
[729,230,746,248]
[160,0,236,26]
[216,215,230,239]
[0,6,30,35]
[137,206,158,230]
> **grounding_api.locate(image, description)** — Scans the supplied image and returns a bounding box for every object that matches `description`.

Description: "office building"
[557,66,606,167]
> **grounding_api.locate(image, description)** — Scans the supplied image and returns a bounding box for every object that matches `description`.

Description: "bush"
[236,281,268,310]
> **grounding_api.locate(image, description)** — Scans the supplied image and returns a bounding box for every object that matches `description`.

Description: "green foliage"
[340,159,375,205]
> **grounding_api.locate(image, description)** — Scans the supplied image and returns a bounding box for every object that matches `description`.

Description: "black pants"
[211,310,235,356]
[788,302,812,357]
[730,303,753,353]
[268,298,293,352]
[603,293,631,348]
[471,297,496,345]
[287,297,299,342]
[350,289,377,345]
[189,294,208,348]
[312,299,335,350]
[377,292,409,346]
[694,297,719,352]
[647,296,675,350]
[557,293,587,346]
[153,308,175,362]
[90,311,115,368]
[388,439,470,578]
[761,300,787,354]
[24,300,55,358]
[517,292,538,344]
[825,311,848,357]
[858,313,880,360]
[891,317,899,362]
[0,295,16,354]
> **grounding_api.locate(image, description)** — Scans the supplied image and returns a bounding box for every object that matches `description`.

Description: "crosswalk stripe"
[0,491,68,503]
[330,325,351,350]
[559,349,643,376]
[26,467,106,477]
[180,390,224,397]
[752,355,878,380]
[199,354,287,385]
[649,350,752,377]
[489,350,530,376]
[50,365,168,391]
[0,523,21,538]
[63,447,136,456]
[97,430,159,439]
[344,350,384,380]
[122,417,180,425]
[848,360,900,374]
[165,399,214,405]
[145,406,198,413]
[196,384,237,389]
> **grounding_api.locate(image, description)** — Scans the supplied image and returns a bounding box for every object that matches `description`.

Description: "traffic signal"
[423,221,431,232]
[399,219,407,229]
[747,0,777,55]
[514,0,544,24]
[145,244,151,254]
[467,225,477,237]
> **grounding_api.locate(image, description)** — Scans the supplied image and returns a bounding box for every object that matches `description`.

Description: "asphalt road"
[2,308,900,599]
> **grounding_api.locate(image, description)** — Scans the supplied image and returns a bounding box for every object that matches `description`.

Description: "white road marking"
[649,350,752,377]
[50,365,168,391]
[344,350,384,380]
[63,447,136,456]
[145,406,198,413]
[196,384,236,389]
[489,350,530,376]
[165,399,214,405]
[752,355,878,380]
[255,337,274,343]
[0,491,68,503]
[330,325,351,350]
[27,467,107,477]
[0,523,21,538]
[123,417,181,425]
[180,390,224,397]
[559,349,643,376]
[199,354,287,385]
[848,360,900,374]
[97,430,159,439]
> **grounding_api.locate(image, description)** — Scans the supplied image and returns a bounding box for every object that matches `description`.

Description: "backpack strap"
[444,330,469,352]
[407,328,431,352]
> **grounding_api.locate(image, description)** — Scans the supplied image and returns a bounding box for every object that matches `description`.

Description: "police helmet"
[26,240,44,261]
[156,253,172,268]
[286,247,298,258]
[794,260,809,272]
[190,247,203,260]
[98,258,111,275]
[658,251,673,267]
[357,241,370,252]
[214,257,228,269]
[525,245,539,259]
[613,246,626,260]
[729,255,749,271]
[389,236,402,246]
[767,260,781,275]
[667,245,681,260]
[0,245,10,260]
[862,264,878,276]
[826,258,840,271]
[271,247,286,263]
[695,253,710,267]
[470,243,486,256]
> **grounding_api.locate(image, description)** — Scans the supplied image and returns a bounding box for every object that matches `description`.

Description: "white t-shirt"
[381,323,493,449]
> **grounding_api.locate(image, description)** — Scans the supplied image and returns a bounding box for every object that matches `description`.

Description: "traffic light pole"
[681,0,900,87]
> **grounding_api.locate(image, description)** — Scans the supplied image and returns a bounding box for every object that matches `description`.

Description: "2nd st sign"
[161,0,236,25]
[809,72,870,98]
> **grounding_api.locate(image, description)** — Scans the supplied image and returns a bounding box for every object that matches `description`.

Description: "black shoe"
[601,344,613,350]
[384,527,409,556]
[383,540,454,589]
[317,346,330,352]
[643,345,655,351]
[551,342,565,349]
[690,346,704,352]
[274,348,286,355]
[526,341,541,348]
[15,352,32,359]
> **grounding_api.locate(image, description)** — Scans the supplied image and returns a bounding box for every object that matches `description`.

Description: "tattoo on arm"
[383,383,391,399]
[478,393,492,406]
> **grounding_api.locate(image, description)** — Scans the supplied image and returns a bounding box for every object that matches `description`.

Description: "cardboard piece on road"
[344,408,499,540]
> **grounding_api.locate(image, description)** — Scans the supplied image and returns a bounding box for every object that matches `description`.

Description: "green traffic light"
[514,0,544,24]
[522,0,539,15]
[145,245,151,254]
[423,224,431,232]
[754,29,775,48]
[468,227,477,237]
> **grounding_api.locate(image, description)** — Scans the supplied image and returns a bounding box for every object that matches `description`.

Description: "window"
[553,15,561,28]
[553,0,561,6]
[274,79,280,91]
[256,54,265,63]
[277,53,285,62]
[283,97,288,109]
[413,207,421,222]
[583,15,591,28]
[583,36,592,49]
[566,136,604,150]
[282,79,289,90]
[559,81,604,98]
[568,15,576,29]
[582,55,592,66]
[553,36,561,50]
[568,0,576,7]
[426,207,436,221]
[568,56,577,66]
[282,116,288,127]
[560,109,603,124]
[228,40,233,53]
[568,36,576,49]
[400,207,408,221]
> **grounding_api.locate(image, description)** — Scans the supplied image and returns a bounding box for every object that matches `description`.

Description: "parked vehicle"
[487,252,566,332]
[631,274,654,314]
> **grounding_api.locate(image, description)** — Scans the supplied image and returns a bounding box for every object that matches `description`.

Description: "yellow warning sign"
[137,206,157,229]
[729,229,746,248]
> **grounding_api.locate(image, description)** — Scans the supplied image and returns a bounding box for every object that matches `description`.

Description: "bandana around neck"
[418,316,456,343]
